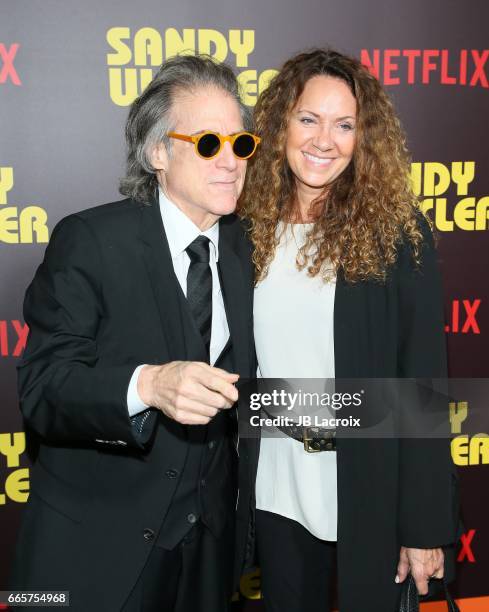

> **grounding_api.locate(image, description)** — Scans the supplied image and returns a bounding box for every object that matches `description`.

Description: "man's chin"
[212,197,238,216]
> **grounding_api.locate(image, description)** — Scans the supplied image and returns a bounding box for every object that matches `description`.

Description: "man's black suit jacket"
[11,197,255,611]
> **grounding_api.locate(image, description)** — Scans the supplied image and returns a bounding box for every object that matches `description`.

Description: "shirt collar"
[158,188,219,261]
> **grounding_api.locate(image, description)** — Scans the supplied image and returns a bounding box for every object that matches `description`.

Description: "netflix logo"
[445,300,481,334]
[458,529,476,563]
[0,320,29,357]
[361,49,489,88]
[0,43,21,86]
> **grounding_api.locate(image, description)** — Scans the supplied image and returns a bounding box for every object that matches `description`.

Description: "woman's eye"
[339,123,354,131]
[299,117,315,125]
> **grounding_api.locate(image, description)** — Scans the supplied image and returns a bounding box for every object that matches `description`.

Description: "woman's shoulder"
[396,210,436,268]
[387,212,441,295]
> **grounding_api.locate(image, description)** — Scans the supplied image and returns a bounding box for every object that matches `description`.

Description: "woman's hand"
[396,546,444,595]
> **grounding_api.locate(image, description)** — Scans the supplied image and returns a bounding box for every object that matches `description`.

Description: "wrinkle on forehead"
[170,85,237,130]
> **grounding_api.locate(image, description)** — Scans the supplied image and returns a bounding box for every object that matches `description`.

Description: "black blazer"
[11,198,255,611]
[235,217,459,612]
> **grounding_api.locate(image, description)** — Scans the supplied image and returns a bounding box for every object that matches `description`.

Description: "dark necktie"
[186,235,213,361]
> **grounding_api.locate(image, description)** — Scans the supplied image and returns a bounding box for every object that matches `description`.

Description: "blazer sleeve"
[397,216,459,548]
[17,214,154,449]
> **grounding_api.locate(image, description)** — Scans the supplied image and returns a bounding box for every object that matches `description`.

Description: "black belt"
[275,422,336,453]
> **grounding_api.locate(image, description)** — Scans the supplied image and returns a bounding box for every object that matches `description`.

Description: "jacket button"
[208,440,215,450]
[165,469,179,479]
[143,528,155,541]
[187,513,197,524]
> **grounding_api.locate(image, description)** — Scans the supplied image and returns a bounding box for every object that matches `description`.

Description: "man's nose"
[216,140,238,170]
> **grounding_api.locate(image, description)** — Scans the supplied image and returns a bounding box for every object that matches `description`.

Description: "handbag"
[399,575,460,612]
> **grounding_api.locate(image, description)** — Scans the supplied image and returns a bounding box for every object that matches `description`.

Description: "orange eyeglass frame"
[168,131,261,160]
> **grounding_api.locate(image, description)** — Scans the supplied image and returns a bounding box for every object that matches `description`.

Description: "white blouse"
[254,222,337,541]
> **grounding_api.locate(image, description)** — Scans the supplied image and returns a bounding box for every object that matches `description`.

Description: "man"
[11,55,258,612]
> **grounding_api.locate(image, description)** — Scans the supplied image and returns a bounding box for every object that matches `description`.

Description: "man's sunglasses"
[168,131,261,160]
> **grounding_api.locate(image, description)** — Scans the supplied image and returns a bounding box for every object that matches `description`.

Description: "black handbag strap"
[399,575,460,612]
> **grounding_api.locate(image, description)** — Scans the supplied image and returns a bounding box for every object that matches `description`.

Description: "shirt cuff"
[127,364,150,417]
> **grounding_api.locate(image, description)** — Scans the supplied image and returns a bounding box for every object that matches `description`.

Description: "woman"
[235,49,458,612]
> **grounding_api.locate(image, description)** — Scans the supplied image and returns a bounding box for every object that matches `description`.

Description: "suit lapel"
[139,200,188,361]
[217,225,251,376]
[140,199,251,371]
[334,272,367,379]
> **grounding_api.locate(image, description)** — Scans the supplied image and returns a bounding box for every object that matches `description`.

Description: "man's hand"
[396,546,444,595]
[137,361,239,425]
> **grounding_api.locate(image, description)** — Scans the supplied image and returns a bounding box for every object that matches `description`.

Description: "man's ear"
[150,142,169,172]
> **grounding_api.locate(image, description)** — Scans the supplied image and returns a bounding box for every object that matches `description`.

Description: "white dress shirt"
[253,222,338,541]
[127,189,230,416]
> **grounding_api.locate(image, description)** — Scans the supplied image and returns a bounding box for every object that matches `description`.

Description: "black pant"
[122,521,233,612]
[256,509,337,612]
